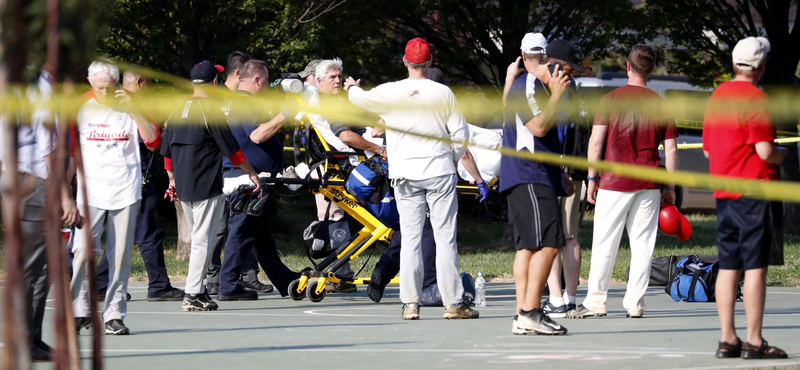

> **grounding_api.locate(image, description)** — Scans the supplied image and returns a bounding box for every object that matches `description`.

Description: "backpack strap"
[684,269,705,302]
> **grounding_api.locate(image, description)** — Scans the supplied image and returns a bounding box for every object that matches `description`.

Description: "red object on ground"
[659,203,682,236]
[676,216,693,242]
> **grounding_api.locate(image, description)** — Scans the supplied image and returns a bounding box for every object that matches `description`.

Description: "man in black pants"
[95,71,184,302]
[217,59,301,299]
[206,51,272,295]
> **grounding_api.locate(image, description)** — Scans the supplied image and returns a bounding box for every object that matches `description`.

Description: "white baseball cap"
[520,33,547,54]
[732,36,770,71]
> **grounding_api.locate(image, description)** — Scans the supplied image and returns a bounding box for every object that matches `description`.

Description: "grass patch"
[3,195,799,287]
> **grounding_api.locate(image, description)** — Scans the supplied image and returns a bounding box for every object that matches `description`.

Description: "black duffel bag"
[627,255,718,286]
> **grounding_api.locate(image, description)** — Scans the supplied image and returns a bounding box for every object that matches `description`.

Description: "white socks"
[549,296,564,307]
[566,295,576,305]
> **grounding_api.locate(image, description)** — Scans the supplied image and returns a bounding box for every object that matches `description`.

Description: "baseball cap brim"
[215,65,224,73]
[566,61,585,74]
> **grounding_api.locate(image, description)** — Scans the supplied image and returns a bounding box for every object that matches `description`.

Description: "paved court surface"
[3,282,799,369]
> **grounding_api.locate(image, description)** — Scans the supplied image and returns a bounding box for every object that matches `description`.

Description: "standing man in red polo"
[702,36,787,359]
[345,38,478,320]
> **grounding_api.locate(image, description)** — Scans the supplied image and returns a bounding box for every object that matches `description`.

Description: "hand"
[587,180,599,204]
[547,64,571,98]
[344,76,361,92]
[378,146,388,162]
[249,173,262,194]
[60,197,82,228]
[115,90,133,110]
[164,180,179,202]
[661,189,676,204]
[506,57,523,81]
[477,181,489,203]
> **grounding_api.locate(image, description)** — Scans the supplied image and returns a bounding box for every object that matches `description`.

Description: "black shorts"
[716,197,781,270]
[507,184,565,251]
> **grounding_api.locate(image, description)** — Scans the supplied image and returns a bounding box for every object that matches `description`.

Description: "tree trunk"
[175,202,192,260]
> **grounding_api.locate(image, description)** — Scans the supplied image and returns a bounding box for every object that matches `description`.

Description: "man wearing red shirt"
[702,36,787,360]
[569,45,678,319]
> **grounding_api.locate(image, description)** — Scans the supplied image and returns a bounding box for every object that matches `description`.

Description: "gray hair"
[122,71,144,84]
[88,60,119,85]
[404,58,431,70]
[315,58,343,81]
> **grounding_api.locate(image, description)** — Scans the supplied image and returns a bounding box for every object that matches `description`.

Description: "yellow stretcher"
[265,113,488,303]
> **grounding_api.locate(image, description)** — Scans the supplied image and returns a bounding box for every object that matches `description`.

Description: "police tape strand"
[3,59,800,203]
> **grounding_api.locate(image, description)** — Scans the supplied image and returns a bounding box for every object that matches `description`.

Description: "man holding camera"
[71,60,161,335]
[502,37,578,335]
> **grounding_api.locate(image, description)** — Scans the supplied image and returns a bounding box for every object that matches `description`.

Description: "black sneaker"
[242,279,274,293]
[516,308,568,335]
[218,289,258,301]
[31,345,52,362]
[567,303,576,312]
[104,319,130,335]
[205,282,219,296]
[367,267,389,303]
[75,317,91,334]
[182,293,219,311]
[147,287,185,302]
[541,300,568,318]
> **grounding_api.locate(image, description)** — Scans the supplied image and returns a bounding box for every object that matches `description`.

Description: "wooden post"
[72,121,104,369]
[1,0,32,368]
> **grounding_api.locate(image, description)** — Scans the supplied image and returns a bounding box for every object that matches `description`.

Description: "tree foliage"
[646,0,799,86]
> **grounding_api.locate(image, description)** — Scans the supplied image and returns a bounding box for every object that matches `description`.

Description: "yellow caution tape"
[2,59,800,203]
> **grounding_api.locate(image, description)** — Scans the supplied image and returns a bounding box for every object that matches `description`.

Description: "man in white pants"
[568,45,678,319]
[345,38,478,320]
[161,60,261,312]
[71,60,161,335]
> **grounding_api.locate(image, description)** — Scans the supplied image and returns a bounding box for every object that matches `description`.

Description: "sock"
[566,295,576,305]
[549,296,564,306]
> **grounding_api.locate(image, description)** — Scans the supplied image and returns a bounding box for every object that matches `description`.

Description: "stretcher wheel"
[306,281,326,302]
[288,279,306,301]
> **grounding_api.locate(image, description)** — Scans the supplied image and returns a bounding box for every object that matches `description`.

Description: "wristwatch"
[587,175,600,182]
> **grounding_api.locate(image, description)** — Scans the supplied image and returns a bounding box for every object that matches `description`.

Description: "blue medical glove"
[477,181,489,203]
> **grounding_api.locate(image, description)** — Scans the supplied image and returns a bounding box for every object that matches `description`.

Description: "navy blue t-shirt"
[499,73,565,195]
[222,91,284,176]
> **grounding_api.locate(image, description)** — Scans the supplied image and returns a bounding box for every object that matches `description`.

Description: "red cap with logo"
[405,38,431,64]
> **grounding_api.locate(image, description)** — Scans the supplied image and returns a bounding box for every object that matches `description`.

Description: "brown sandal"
[741,340,788,359]
[715,338,742,358]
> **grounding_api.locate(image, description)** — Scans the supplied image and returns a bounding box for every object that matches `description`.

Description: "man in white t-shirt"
[345,38,478,320]
[70,61,160,335]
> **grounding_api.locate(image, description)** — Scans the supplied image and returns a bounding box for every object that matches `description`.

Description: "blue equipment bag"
[666,255,718,302]
[346,158,400,230]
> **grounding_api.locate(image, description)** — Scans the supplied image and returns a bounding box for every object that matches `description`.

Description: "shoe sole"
[626,313,643,318]
[515,325,567,335]
[243,287,274,293]
[544,312,567,318]
[146,297,184,302]
[443,315,479,319]
[105,329,130,335]
[182,306,219,312]
[402,316,420,320]
[567,313,607,319]
[217,296,258,301]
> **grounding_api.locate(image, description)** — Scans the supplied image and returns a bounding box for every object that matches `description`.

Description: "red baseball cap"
[405,38,431,64]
